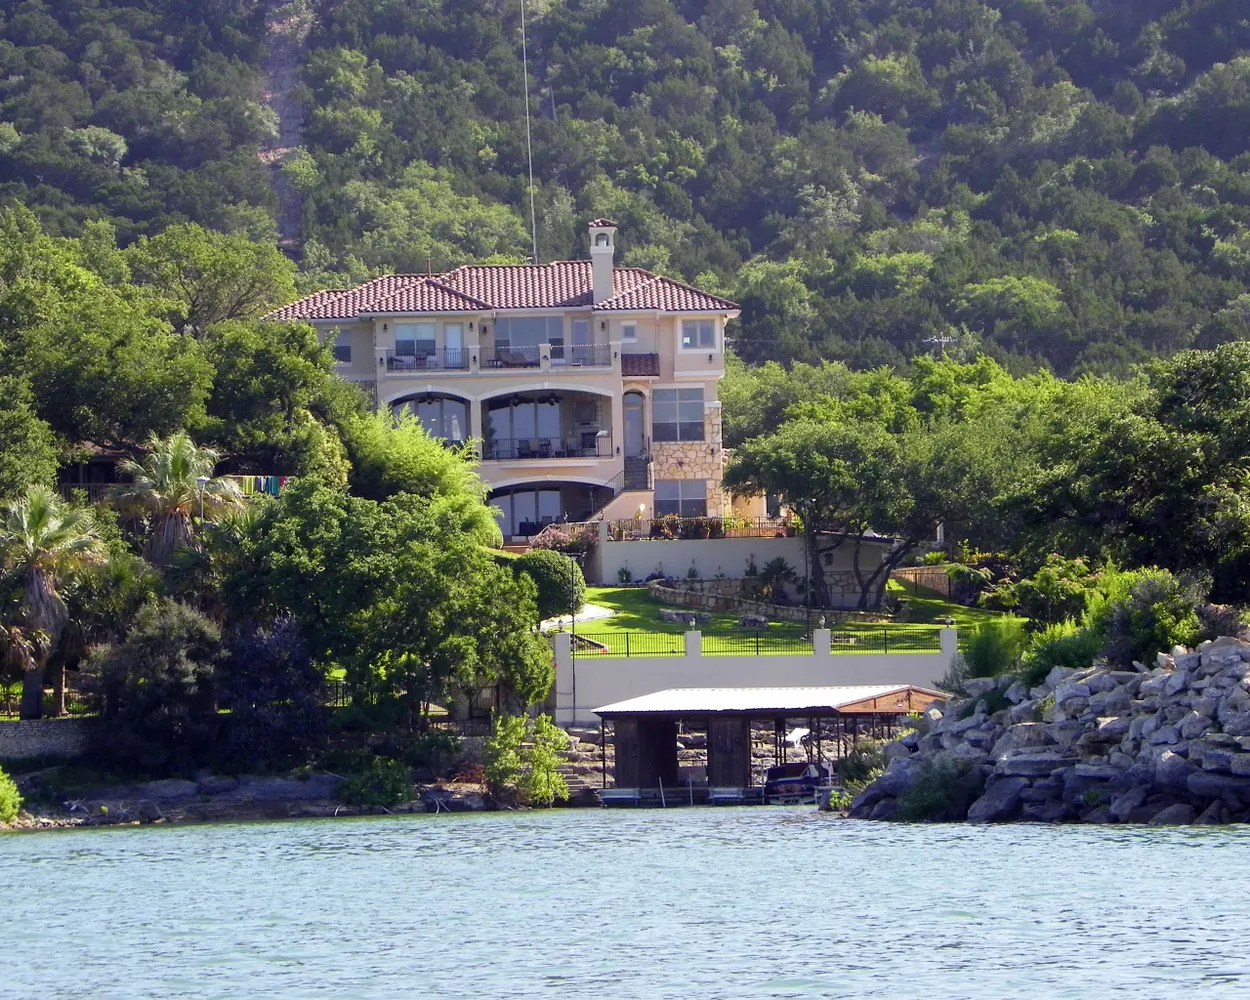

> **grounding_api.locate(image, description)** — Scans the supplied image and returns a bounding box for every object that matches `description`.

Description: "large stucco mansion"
[268,220,747,540]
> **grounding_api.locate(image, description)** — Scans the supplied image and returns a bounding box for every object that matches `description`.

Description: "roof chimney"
[588,218,618,304]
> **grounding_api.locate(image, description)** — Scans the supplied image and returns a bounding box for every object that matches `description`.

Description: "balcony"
[484,433,613,461]
[481,345,541,369]
[481,343,612,370]
[385,348,469,372]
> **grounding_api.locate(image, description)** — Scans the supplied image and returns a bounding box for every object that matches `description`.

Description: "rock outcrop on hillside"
[852,636,1250,825]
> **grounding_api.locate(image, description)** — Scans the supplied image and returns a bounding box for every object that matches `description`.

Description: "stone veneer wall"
[0,718,95,761]
[650,405,728,515]
[648,582,892,622]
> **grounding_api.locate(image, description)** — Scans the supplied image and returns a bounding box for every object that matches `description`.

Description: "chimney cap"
[588,218,618,228]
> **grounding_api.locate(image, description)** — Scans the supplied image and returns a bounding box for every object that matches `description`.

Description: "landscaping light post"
[568,550,586,724]
[196,475,209,522]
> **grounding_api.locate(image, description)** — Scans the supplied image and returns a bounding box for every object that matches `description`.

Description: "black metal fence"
[0,684,101,719]
[702,629,812,656]
[572,632,686,657]
[828,628,944,654]
[568,626,946,658]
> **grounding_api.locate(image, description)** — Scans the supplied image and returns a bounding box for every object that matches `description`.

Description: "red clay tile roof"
[621,353,661,377]
[593,274,739,312]
[588,218,618,228]
[266,262,739,321]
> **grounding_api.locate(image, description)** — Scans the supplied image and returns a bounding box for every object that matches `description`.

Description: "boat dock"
[591,684,943,807]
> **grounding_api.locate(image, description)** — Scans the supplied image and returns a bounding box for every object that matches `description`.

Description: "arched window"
[393,395,468,445]
[594,232,611,247]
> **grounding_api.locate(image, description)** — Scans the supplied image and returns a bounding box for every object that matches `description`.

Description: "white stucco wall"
[551,630,956,726]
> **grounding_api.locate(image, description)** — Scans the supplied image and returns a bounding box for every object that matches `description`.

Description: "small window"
[655,480,707,517]
[621,323,637,343]
[332,331,351,364]
[652,388,704,441]
[681,319,715,350]
[595,232,611,246]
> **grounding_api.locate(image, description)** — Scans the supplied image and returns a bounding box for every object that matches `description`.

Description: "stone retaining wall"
[647,581,891,624]
[0,718,95,761]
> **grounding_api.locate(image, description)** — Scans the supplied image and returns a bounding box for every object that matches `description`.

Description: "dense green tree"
[0,377,56,500]
[110,433,245,568]
[0,486,104,718]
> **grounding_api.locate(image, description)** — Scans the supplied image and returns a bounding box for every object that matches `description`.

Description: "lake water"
[2,810,1246,999]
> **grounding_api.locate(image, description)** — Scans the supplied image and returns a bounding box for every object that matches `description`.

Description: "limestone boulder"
[1108,786,1148,823]
[966,777,1030,823]
[1154,750,1196,791]
[996,750,1077,777]
[1229,755,1250,777]
[1179,711,1213,740]
[1148,803,1196,825]
[962,677,997,699]
[1221,711,1250,737]
[1187,771,1250,802]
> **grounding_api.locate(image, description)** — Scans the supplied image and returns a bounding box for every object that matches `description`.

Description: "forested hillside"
[3,0,1250,373]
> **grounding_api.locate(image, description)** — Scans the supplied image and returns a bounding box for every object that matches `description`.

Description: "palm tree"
[111,432,245,567]
[0,487,105,719]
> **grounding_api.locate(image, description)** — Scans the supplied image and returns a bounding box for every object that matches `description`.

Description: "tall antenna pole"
[520,0,539,263]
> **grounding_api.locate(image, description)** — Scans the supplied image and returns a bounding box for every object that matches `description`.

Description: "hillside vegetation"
[2,0,1250,374]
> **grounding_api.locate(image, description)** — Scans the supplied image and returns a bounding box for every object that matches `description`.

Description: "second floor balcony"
[385,347,469,372]
[483,432,613,461]
[481,343,612,369]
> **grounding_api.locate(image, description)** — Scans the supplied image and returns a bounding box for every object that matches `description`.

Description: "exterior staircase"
[623,456,650,491]
[558,730,614,805]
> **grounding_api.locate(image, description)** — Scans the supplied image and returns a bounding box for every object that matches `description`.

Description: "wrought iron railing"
[481,345,541,368]
[385,348,470,371]
[605,515,796,541]
[484,435,613,460]
[560,343,611,367]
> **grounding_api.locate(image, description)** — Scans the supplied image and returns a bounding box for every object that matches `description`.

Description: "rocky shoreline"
[0,773,531,832]
[851,635,1250,825]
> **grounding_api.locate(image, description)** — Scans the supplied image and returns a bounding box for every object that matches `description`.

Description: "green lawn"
[572,584,1014,657]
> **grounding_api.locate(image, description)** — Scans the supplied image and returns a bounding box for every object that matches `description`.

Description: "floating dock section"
[593,684,943,807]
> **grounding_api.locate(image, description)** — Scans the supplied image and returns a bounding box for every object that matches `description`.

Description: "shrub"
[0,765,21,823]
[399,728,462,771]
[517,714,570,807]
[484,713,526,790]
[963,619,1028,678]
[838,738,887,793]
[337,757,413,807]
[528,522,597,555]
[982,555,1098,628]
[215,617,327,773]
[1017,619,1102,689]
[87,599,224,775]
[1098,567,1203,667]
[484,712,570,807]
[514,549,586,622]
[895,758,986,822]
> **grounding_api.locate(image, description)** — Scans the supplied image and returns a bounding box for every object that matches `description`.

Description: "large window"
[394,322,436,358]
[655,480,707,517]
[332,331,351,364]
[494,489,563,536]
[681,319,716,350]
[652,388,704,441]
[495,316,563,348]
[393,396,467,445]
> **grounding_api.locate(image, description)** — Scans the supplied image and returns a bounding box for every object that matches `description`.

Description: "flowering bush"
[528,521,597,554]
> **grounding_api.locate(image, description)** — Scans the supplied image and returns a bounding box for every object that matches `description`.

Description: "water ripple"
[2,813,1248,999]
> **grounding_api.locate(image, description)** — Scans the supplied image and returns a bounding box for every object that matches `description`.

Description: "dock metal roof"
[593,685,945,718]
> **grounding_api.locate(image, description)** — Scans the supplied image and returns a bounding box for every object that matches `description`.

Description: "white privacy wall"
[551,629,957,727]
